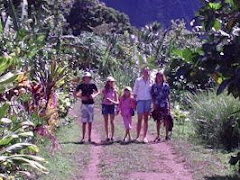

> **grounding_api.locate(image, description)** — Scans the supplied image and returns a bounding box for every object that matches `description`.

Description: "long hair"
[104,81,117,93]
[121,89,133,100]
[155,72,167,84]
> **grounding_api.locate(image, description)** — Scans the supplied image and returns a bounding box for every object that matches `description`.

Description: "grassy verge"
[37,121,91,180]
[171,121,239,180]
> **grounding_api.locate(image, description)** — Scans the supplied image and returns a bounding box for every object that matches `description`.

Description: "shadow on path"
[204,175,240,180]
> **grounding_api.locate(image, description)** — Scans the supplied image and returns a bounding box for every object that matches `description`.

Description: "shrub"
[188,91,240,150]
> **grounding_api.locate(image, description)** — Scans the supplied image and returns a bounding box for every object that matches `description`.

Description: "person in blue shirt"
[151,72,171,141]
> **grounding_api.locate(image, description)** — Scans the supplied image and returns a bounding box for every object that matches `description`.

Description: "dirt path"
[69,102,103,180]
[83,126,102,180]
[130,139,192,180]
[69,102,193,180]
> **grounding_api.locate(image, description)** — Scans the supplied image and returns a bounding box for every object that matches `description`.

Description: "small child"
[119,86,136,142]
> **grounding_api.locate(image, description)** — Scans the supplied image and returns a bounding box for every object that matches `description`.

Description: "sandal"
[79,138,85,144]
[154,137,161,142]
[165,136,170,141]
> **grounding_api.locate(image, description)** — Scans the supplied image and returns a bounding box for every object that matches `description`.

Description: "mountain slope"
[100,0,201,27]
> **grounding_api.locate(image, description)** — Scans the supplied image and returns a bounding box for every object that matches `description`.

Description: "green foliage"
[170,0,240,98]
[65,0,133,35]
[229,152,240,173]
[57,91,74,118]
[0,118,48,179]
[188,91,240,150]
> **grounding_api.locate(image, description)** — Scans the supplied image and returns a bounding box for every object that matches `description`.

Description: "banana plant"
[0,50,48,179]
[0,118,48,179]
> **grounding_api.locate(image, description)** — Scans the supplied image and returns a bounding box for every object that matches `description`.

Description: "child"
[75,72,99,143]
[151,72,171,141]
[102,76,119,142]
[119,86,136,142]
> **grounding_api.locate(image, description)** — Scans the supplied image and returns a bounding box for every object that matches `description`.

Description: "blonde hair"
[104,80,117,93]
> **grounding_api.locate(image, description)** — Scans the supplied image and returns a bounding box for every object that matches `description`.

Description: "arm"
[106,91,119,105]
[74,85,82,98]
[131,98,137,109]
[150,85,156,109]
[91,85,99,99]
[167,85,171,113]
[133,79,138,99]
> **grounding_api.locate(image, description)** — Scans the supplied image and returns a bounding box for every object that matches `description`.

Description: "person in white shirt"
[133,67,152,143]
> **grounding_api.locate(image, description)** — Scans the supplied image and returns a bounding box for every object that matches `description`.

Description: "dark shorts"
[152,107,169,121]
[152,107,174,131]
[102,104,115,115]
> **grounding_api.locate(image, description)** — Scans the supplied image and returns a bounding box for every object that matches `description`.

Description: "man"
[133,67,152,143]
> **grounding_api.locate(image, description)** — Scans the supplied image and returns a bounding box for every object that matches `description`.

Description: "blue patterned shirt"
[151,83,170,108]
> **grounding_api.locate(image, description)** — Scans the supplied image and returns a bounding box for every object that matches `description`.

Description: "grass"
[37,120,91,180]
[170,120,239,180]
[34,102,239,180]
[95,115,157,180]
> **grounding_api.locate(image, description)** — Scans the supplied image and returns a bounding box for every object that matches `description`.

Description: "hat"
[83,72,92,78]
[106,76,116,82]
[124,86,132,92]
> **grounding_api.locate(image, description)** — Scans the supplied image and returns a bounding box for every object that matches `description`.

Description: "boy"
[75,72,99,143]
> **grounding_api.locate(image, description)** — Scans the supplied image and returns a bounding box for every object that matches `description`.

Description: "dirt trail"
[131,139,192,180]
[69,102,103,180]
[83,127,102,180]
[69,101,193,180]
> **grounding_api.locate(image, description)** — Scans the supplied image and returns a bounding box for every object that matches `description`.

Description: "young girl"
[102,76,119,142]
[75,72,99,143]
[151,72,171,141]
[119,86,136,142]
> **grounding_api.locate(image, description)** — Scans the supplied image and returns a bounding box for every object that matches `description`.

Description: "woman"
[151,72,171,141]
[102,76,119,142]
[133,67,152,143]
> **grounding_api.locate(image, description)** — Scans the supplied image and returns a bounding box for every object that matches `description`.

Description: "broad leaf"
[213,19,222,30]
[0,118,12,124]
[0,72,18,86]
[209,2,222,10]
[0,103,10,119]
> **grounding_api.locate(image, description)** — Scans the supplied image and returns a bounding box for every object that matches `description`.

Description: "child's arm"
[131,98,137,109]
[91,89,99,99]
[106,91,119,105]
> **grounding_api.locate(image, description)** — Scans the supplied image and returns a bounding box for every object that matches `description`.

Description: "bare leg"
[143,112,149,138]
[123,130,128,141]
[154,120,161,142]
[104,115,109,140]
[110,114,115,139]
[136,114,143,139]
[82,122,87,141]
[156,120,161,137]
[88,122,92,142]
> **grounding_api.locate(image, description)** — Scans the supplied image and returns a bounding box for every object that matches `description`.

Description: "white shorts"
[81,104,94,123]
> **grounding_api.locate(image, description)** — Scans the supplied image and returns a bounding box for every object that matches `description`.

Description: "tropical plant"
[229,152,240,173]
[0,118,48,179]
[188,90,240,150]
[0,53,48,179]
[172,0,240,98]
[65,0,133,35]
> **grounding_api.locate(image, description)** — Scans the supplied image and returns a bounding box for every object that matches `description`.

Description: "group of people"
[75,67,172,144]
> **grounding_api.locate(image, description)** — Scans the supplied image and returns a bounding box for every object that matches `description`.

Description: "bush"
[188,91,240,150]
